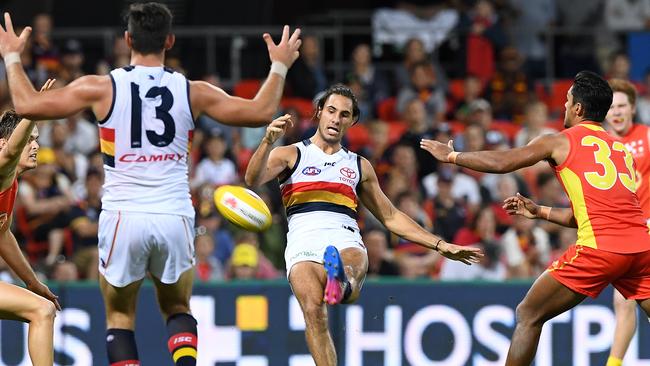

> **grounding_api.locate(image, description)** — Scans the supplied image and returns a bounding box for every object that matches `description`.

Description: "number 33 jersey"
[554,122,650,253]
[99,66,194,217]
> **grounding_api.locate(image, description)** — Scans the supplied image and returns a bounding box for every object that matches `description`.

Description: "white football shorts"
[285,219,366,276]
[98,210,195,287]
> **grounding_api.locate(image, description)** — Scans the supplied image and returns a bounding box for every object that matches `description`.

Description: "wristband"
[539,206,551,220]
[447,151,459,164]
[435,238,442,251]
[4,52,20,67]
[270,61,288,78]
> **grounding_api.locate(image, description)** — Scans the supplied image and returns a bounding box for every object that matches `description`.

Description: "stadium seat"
[386,120,408,144]
[346,124,370,151]
[491,121,521,141]
[448,79,466,102]
[281,98,314,119]
[377,97,398,121]
[548,79,574,115]
[15,206,73,264]
[233,79,262,99]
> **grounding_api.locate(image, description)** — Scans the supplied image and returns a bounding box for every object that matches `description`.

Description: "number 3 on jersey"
[581,135,636,192]
[130,82,175,148]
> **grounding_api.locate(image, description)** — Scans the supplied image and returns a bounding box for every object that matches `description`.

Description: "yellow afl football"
[214,185,272,232]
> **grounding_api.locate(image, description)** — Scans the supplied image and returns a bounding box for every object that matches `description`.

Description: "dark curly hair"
[314,84,361,123]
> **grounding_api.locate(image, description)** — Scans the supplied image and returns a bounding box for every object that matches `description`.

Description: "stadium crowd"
[1,0,649,283]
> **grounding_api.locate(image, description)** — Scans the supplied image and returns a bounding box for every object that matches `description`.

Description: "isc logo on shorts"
[174,336,194,344]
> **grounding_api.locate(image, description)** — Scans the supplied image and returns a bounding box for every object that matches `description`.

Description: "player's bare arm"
[503,193,578,228]
[0,14,110,120]
[191,25,301,125]
[245,115,296,187]
[357,157,483,265]
[0,79,55,184]
[421,133,569,173]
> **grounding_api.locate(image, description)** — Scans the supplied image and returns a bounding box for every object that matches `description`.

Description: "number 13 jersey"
[554,122,650,253]
[99,66,194,217]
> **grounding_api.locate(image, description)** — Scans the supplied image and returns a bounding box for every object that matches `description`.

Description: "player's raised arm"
[421,133,568,174]
[245,114,297,187]
[0,13,108,119]
[191,25,301,126]
[503,193,578,228]
[357,156,482,265]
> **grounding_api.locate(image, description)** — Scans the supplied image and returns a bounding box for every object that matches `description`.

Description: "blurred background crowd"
[0,0,649,284]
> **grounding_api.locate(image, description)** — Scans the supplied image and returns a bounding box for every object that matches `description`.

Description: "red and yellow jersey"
[619,124,650,218]
[0,179,18,228]
[555,122,650,253]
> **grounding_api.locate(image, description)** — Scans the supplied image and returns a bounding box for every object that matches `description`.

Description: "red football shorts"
[548,245,650,299]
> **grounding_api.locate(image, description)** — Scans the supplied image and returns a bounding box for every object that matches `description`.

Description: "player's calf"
[167,313,198,366]
[106,328,140,366]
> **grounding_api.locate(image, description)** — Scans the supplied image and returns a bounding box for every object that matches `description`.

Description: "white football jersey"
[98,66,194,217]
[279,139,362,231]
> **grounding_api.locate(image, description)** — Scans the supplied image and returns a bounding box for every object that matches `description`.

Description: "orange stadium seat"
[387,120,408,144]
[346,124,370,151]
[233,79,262,99]
[15,206,73,263]
[548,79,573,115]
[448,79,466,101]
[377,97,398,121]
[281,98,314,119]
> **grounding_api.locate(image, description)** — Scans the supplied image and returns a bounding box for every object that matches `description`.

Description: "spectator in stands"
[195,186,234,266]
[287,35,327,99]
[452,74,484,122]
[514,100,557,147]
[508,0,557,80]
[58,39,85,85]
[431,168,468,242]
[47,121,88,184]
[50,260,79,282]
[227,243,260,280]
[190,131,238,189]
[383,143,420,200]
[194,233,224,282]
[458,0,507,81]
[604,0,650,32]
[485,47,534,123]
[501,215,551,278]
[394,38,428,91]
[30,13,59,75]
[346,43,390,120]
[423,164,482,215]
[606,51,632,80]
[396,60,447,122]
[359,120,391,172]
[69,169,102,280]
[439,237,506,280]
[256,187,287,271]
[18,148,75,266]
[398,98,440,179]
[364,229,400,277]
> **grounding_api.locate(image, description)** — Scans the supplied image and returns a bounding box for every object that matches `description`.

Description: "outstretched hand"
[262,114,293,144]
[437,241,483,265]
[421,139,455,163]
[263,25,301,68]
[0,12,32,58]
[503,192,539,219]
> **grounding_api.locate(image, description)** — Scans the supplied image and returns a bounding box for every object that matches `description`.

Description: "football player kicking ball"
[0,79,61,366]
[245,84,482,366]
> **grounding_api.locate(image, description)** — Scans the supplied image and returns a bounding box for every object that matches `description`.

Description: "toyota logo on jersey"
[340,167,357,179]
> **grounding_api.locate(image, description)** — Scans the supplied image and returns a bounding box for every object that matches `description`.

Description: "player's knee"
[28,299,56,324]
[303,301,327,326]
[514,301,539,325]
